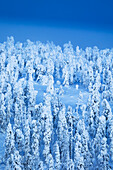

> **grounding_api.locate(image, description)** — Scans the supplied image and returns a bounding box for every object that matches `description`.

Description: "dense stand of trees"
[0,37,113,169]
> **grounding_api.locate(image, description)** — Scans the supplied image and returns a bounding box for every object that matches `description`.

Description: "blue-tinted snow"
[34,82,89,108]
[59,85,89,108]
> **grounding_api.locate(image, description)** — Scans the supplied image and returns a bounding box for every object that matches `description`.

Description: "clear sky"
[0,0,113,28]
[0,0,113,48]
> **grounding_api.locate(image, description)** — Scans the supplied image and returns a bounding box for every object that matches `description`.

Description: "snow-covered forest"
[0,37,113,169]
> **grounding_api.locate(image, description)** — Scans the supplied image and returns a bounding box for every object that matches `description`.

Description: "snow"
[60,86,89,108]
[76,84,79,90]
[0,37,113,169]
[34,82,89,108]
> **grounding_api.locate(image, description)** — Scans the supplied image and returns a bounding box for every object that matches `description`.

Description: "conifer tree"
[31,120,40,169]
[46,154,54,170]
[24,119,31,169]
[42,102,53,164]
[57,105,69,169]
[0,92,6,131]
[107,119,113,162]
[74,132,84,170]
[38,160,44,170]
[5,123,15,161]
[66,106,73,159]
[7,150,22,170]
[93,116,106,164]
[97,137,109,170]
[15,129,24,154]
[53,141,61,170]
[67,159,74,170]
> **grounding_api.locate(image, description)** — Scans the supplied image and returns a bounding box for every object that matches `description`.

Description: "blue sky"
[0,0,113,28]
[0,0,113,48]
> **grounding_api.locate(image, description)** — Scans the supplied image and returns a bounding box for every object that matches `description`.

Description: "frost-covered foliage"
[0,37,113,169]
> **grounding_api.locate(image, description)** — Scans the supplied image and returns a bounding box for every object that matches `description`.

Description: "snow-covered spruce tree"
[92,46,99,62]
[34,103,43,134]
[69,65,74,85]
[5,123,15,163]
[88,66,94,85]
[63,42,75,85]
[97,137,110,170]
[66,106,73,159]
[26,59,35,81]
[33,46,42,79]
[93,115,108,168]
[0,51,6,75]
[54,45,63,79]
[42,94,53,165]
[74,132,84,170]
[67,159,74,170]
[34,103,45,166]
[5,83,12,125]
[101,99,113,165]
[102,99,112,122]
[46,153,54,170]
[37,160,44,170]
[0,70,5,93]
[88,81,93,93]
[42,107,52,164]
[82,64,90,87]
[0,92,6,132]
[5,100,11,127]
[6,36,15,55]
[102,68,113,101]
[56,104,70,169]
[87,108,95,138]
[62,64,69,86]
[53,141,61,170]
[107,119,113,162]
[96,56,102,74]
[15,129,24,154]
[23,39,35,67]
[46,75,54,94]
[46,58,54,77]
[15,42,24,78]
[77,117,93,169]
[6,150,22,170]
[23,119,32,169]
[63,41,74,58]
[73,58,84,85]
[51,95,59,130]
[109,77,113,102]
[85,47,92,61]
[13,150,22,169]
[31,120,40,169]
[54,61,60,80]
[24,74,36,122]
[13,102,22,133]
[87,78,100,138]
[7,53,19,87]
[13,80,25,132]
[61,126,70,169]
[102,99,112,139]
[43,93,53,129]
[72,104,80,136]
[103,68,112,90]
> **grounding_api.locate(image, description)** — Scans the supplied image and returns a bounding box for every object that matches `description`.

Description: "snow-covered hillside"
[0,37,113,169]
